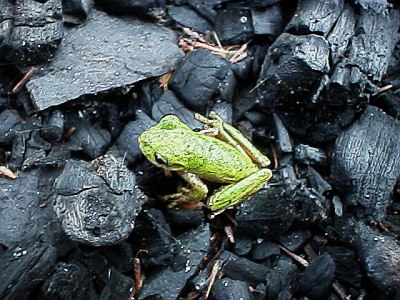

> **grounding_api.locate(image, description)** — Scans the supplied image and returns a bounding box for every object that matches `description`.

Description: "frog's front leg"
[207,168,272,216]
[195,112,271,168]
[162,171,208,206]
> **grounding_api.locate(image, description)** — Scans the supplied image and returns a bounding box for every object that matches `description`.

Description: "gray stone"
[26,9,183,111]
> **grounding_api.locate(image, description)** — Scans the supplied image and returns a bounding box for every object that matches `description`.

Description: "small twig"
[372,84,392,96]
[332,281,351,300]
[11,67,36,94]
[206,260,223,298]
[224,226,235,244]
[279,245,309,267]
[0,166,17,179]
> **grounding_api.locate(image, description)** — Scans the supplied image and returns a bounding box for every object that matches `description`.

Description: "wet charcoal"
[326,246,362,288]
[0,0,63,66]
[251,239,280,261]
[252,4,284,37]
[0,109,21,146]
[95,0,163,14]
[130,208,175,266]
[39,262,97,300]
[26,9,183,111]
[169,48,231,111]
[265,257,298,300]
[151,90,202,129]
[164,207,205,228]
[212,7,254,45]
[219,250,269,286]
[233,233,253,256]
[217,69,236,103]
[53,155,144,246]
[139,223,210,299]
[62,0,93,23]
[285,0,344,36]
[306,167,332,195]
[0,241,57,300]
[210,102,233,124]
[375,90,400,120]
[298,253,336,299]
[65,115,111,159]
[41,110,64,143]
[354,221,400,295]
[212,278,252,300]
[278,229,312,252]
[294,144,328,167]
[116,110,156,164]
[101,242,134,273]
[326,4,356,64]
[168,5,212,33]
[331,105,400,222]
[99,266,134,300]
[273,113,293,154]
[354,0,392,14]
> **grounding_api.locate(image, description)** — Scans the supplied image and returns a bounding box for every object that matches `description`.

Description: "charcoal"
[53,155,144,246]
[26,9,183,111]
[353,0,391,14]
[169,48,231,111]
[212,278,252,300]
[65,115,111,159]
[294,144,328,167]
[138,80,164,114]
[99,266,134,300]
[139,223,210,299]
[273,113,292,153]
[130,208,175,266]
[101,242,134,273]
[327,4,356,64]
[0,0,63,66]
[306,167,332,195]
[217,69,237,103]
[116,110,156,164]
[298,253,336,299]
[278,229,312,252]
[41,110,64,143]
[0,241,57,300]
[0,109,20,146]
[95,0,163,14]
[165,207,205,228]
[251,239,280,261]
[219,251,269,286]
[233,233,253,256]
[252,4,284,37]
[265,257,298,300]
[243,111,267,127]
[233,85,259,120]
[39,262,97,300]
[62,0,93,23]
[168,6,212,33]
[326,246,362,288]
[252,0,282,8]
[212,7,254,45]
[375,90,400,120]
[286,0,344,36]
[151,90,202,129]
[210,102,233,124]
[331,105,400,222]
[354,221,400,295]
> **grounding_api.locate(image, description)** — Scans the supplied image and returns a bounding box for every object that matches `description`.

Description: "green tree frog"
[138,111,272,216]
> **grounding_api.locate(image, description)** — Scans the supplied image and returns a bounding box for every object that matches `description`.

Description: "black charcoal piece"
[265,257,298,300]
[213,278,252,300]
[39,262,97,299]
[165,207,204,228]
[219,251,269,286]
[354,221,400,294]
[53,155,144,246]
[95,0,162,14]
[294,144,328,166]
[41,110,64,142]
[326,4,355,64]
[139,223,210,300]
[151,90,202,129]
[212,7,254,44]
[233,233,253,256]
[130,208,175,266]
[168,6,212,33]
[66,115,111,159]
[0,241,57,299]
[286,0,344,36]
[116,110,156,164]
[355,0,391,14]
[298,253,336,299]
[251,239,280,261]
[210,102,233,124]
[26,9,183,111]
[331,106,400,222]
[169,48,231,111]
[0,0,63,66]
[278,229,312,252]
[0,109,20,146]
[273,114,292,153]
[252,4,283,36]
[306,167,332,195]
[62,0,93,22]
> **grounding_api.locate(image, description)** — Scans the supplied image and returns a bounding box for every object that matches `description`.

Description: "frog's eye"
[154,154,168,166]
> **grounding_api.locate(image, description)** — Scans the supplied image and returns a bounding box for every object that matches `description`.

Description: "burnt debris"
[0,0,399,299]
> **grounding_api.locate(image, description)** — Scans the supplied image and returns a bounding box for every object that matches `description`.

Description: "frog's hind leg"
[195,111,271,168]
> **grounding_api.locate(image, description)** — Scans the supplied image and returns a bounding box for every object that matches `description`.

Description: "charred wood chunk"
[53,155,144,246]
[41,110,64,143]
[265,257,298,300]
[252,4,284,37]
[251,240,280,261]
[286,0,344,36]
[168,5,212,33]
[95,0,163,14]
[0,109,20,146]
[0,0,63,66]
[331,105,400,222]
[169,48,232,111]
[62,0,93,23]
[294,144,328,167]
[212,278,252,300]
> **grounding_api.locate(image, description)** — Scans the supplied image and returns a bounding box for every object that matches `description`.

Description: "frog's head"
[138,115,189,171]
